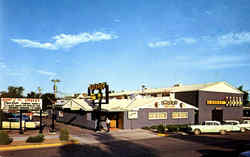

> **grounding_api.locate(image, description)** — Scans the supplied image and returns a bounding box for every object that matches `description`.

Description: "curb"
[0,141,80,152]
[157,133,168,137]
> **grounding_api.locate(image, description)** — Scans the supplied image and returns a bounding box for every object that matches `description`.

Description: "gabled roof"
[171,81,243,94]
[62,99,93,111]
[110,81,243,96]
[102,96,198,111]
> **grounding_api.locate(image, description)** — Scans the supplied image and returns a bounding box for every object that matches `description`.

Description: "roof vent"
[173,83,182,87]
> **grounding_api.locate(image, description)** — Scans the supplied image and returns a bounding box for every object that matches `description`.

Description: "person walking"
[106,117,110,132]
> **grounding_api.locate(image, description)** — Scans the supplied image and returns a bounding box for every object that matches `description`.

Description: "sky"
[0,0,250,96]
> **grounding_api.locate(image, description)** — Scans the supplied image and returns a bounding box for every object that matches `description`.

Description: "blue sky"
[0,0,250,96]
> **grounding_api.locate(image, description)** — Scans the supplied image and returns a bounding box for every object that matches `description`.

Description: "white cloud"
[148,37,196,48]
[114,19,121,23]
[7,72,24,76]
[176,55,250,70]
[0,62,6,69]
[177,37,197,44]
[205,11,213,15]
[37,70,57,80]
[11,39,57,50]
[148,41,172,48]
[217,32,250,46]
[11,32,118,50]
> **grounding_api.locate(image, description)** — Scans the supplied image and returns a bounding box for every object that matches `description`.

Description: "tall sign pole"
[0,99,2,130]
[38,87,43,134]
[51,79,60,132]
[19,110,23,134]
[88,82,109,131]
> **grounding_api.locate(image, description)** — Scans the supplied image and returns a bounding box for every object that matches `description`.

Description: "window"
[172,112,188,119]
[148,112,167,120]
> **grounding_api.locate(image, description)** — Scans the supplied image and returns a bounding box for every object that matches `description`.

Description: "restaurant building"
[57,81,244,130]
[57,96,197,130]
[110,81,244,123]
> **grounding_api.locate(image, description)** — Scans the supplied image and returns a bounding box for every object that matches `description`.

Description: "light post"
[38,87,43,134]
[51,79,60,133]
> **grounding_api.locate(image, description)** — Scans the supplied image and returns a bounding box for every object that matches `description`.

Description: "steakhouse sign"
[0,98,42,111]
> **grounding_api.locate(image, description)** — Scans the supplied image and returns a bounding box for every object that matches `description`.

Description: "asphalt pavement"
[1,123,250,157]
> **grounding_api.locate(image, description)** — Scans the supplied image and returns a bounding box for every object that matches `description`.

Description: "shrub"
[142,126,150,130]
[165,125,189,132]
[0,131,13,145]
[26,134,44,143]
[157,124,165,133]
[150,125,159,130]
[59,128,69,141]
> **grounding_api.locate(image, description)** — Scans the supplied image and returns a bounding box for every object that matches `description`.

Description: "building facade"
[57,81,244,130]
[110,81,244,123]
[57,96,196,130]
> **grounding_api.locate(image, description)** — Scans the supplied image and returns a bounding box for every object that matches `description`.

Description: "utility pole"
[50,79,60,133]
[52,79,60,98]
[38,87,43,134]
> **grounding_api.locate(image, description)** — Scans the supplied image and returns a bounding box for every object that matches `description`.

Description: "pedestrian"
[106,117,110,132]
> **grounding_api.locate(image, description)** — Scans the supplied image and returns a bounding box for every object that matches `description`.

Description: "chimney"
[170,92,175,100]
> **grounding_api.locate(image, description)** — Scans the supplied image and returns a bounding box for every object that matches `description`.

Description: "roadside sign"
[88,82,109,104]
[0,98,42,111]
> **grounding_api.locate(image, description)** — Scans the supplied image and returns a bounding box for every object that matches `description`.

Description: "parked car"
[2,118,40,129]
[224,120,250,132]
[240,120,250,131]
[239,151,250,157]
[222,120,242,132]
[188,121,235,135]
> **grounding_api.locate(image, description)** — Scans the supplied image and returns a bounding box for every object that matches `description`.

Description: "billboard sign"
[0,98,42,111]
[128,111,138,119]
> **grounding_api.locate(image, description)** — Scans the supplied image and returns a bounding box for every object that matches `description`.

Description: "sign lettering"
[1,98,42,111]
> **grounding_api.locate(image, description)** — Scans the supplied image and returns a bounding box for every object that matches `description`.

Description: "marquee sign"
[161,100,178,108]
[88,82,109,104]
[206,96,243,107]
[0,98,42,111]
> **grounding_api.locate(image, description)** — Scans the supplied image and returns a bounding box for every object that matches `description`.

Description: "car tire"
[194,129,201,135]
[220,130,226,135]
[240,127,246,133]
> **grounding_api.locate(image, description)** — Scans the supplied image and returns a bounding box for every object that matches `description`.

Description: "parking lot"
[1,122,250,157]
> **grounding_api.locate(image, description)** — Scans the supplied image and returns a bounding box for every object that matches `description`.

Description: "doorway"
[212,109,223,122]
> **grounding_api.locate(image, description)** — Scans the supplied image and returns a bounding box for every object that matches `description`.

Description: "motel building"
[57,81,244,130]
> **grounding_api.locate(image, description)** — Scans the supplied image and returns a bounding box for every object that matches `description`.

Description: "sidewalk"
[0,125,165,152]
[72,129,161,144]
[0,134,79,152]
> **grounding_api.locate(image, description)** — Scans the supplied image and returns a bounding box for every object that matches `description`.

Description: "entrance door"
[212,109,223,122]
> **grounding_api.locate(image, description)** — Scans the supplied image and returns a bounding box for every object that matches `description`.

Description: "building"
[57,81,244,130]
[110,81,244,123]
[57,96,197,130]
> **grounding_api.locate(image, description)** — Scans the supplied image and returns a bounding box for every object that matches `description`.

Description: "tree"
[238,85,249,106]
[0,86,24,98]
[27,91,40,98]
[41,93,56,111]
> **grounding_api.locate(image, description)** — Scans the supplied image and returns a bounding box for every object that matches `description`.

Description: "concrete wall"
[175,91,199,107]
[123,108,195,129]
[198,91,243,122]
[57,111,96,129]
[175,91,243,122]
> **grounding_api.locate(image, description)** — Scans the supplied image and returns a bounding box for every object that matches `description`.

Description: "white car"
[224,120,250,132]
[189,121,229,135]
